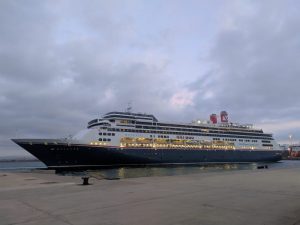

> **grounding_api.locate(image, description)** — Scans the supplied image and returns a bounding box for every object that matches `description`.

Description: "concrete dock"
[1,167,300,225]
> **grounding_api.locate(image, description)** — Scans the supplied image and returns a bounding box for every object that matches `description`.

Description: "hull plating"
[14,141,282,169]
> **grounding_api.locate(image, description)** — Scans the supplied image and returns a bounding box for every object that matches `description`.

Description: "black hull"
[13,139,282,169]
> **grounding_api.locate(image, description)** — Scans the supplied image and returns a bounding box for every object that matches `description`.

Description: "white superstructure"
[71,111,279,151]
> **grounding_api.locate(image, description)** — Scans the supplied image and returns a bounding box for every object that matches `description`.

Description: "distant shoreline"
[0,158,39,163]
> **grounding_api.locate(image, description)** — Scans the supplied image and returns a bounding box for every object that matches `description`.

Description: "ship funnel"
[220,111,228,123]
[210,114,217,124]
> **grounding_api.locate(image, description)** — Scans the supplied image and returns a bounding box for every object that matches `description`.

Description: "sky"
[1,0,300,157]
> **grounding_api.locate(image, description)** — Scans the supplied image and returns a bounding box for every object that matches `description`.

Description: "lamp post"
[289,134,292,146]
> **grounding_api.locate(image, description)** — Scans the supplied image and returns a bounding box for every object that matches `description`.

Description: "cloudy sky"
[1,0,300,157]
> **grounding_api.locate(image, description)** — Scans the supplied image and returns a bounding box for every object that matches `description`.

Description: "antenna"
[126,102,132,113]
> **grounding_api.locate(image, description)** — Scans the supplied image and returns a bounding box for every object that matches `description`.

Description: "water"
[1,160,300,179]
[82,161,300,179]
[0,160,46,171]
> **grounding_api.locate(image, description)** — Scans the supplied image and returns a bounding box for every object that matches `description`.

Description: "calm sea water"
[0,161,46,170]
[1,160,300,179]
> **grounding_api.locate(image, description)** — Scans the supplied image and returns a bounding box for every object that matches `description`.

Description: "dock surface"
[1,167,300,225]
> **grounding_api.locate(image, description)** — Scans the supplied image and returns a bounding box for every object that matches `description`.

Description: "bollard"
[257,165,268,169]
[82,176,90,185]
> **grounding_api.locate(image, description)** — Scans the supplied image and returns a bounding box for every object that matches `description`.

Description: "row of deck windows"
[244,140,258,142]
[118,143,263,150]
[177,136,194,139]
[213,138,259,143]
[156,135,169,138]
[99,133,115,136]
[98,138,111,141]
[134,125,267,136]
[134,121,263,133]
[106,128,273,140]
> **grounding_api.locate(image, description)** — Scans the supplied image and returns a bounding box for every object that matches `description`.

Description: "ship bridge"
[87,111,158,128]
[103,112,158,122]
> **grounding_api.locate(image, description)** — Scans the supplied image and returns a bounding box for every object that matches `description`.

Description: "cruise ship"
[12,111,282,169]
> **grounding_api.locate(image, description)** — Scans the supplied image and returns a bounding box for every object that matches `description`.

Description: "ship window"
[99,133,102,135]
[103,138,107,141]
[107,138,111,141]
[112,133,115,136]
[262,144,273,147]
[99,138,102,141]
[107,133,111,136]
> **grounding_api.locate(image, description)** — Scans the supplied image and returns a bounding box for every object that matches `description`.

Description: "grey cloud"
[191,3,300,120]
[1,1,299,157]
[190,1,300,141]
[0,1,176,156]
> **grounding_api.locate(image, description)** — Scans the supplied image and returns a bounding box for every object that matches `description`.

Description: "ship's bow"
[12,138,66,167]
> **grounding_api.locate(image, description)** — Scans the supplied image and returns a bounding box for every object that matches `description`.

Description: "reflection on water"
[1,160,300,179]
[58,161,300,179]
[90,163,257,179]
